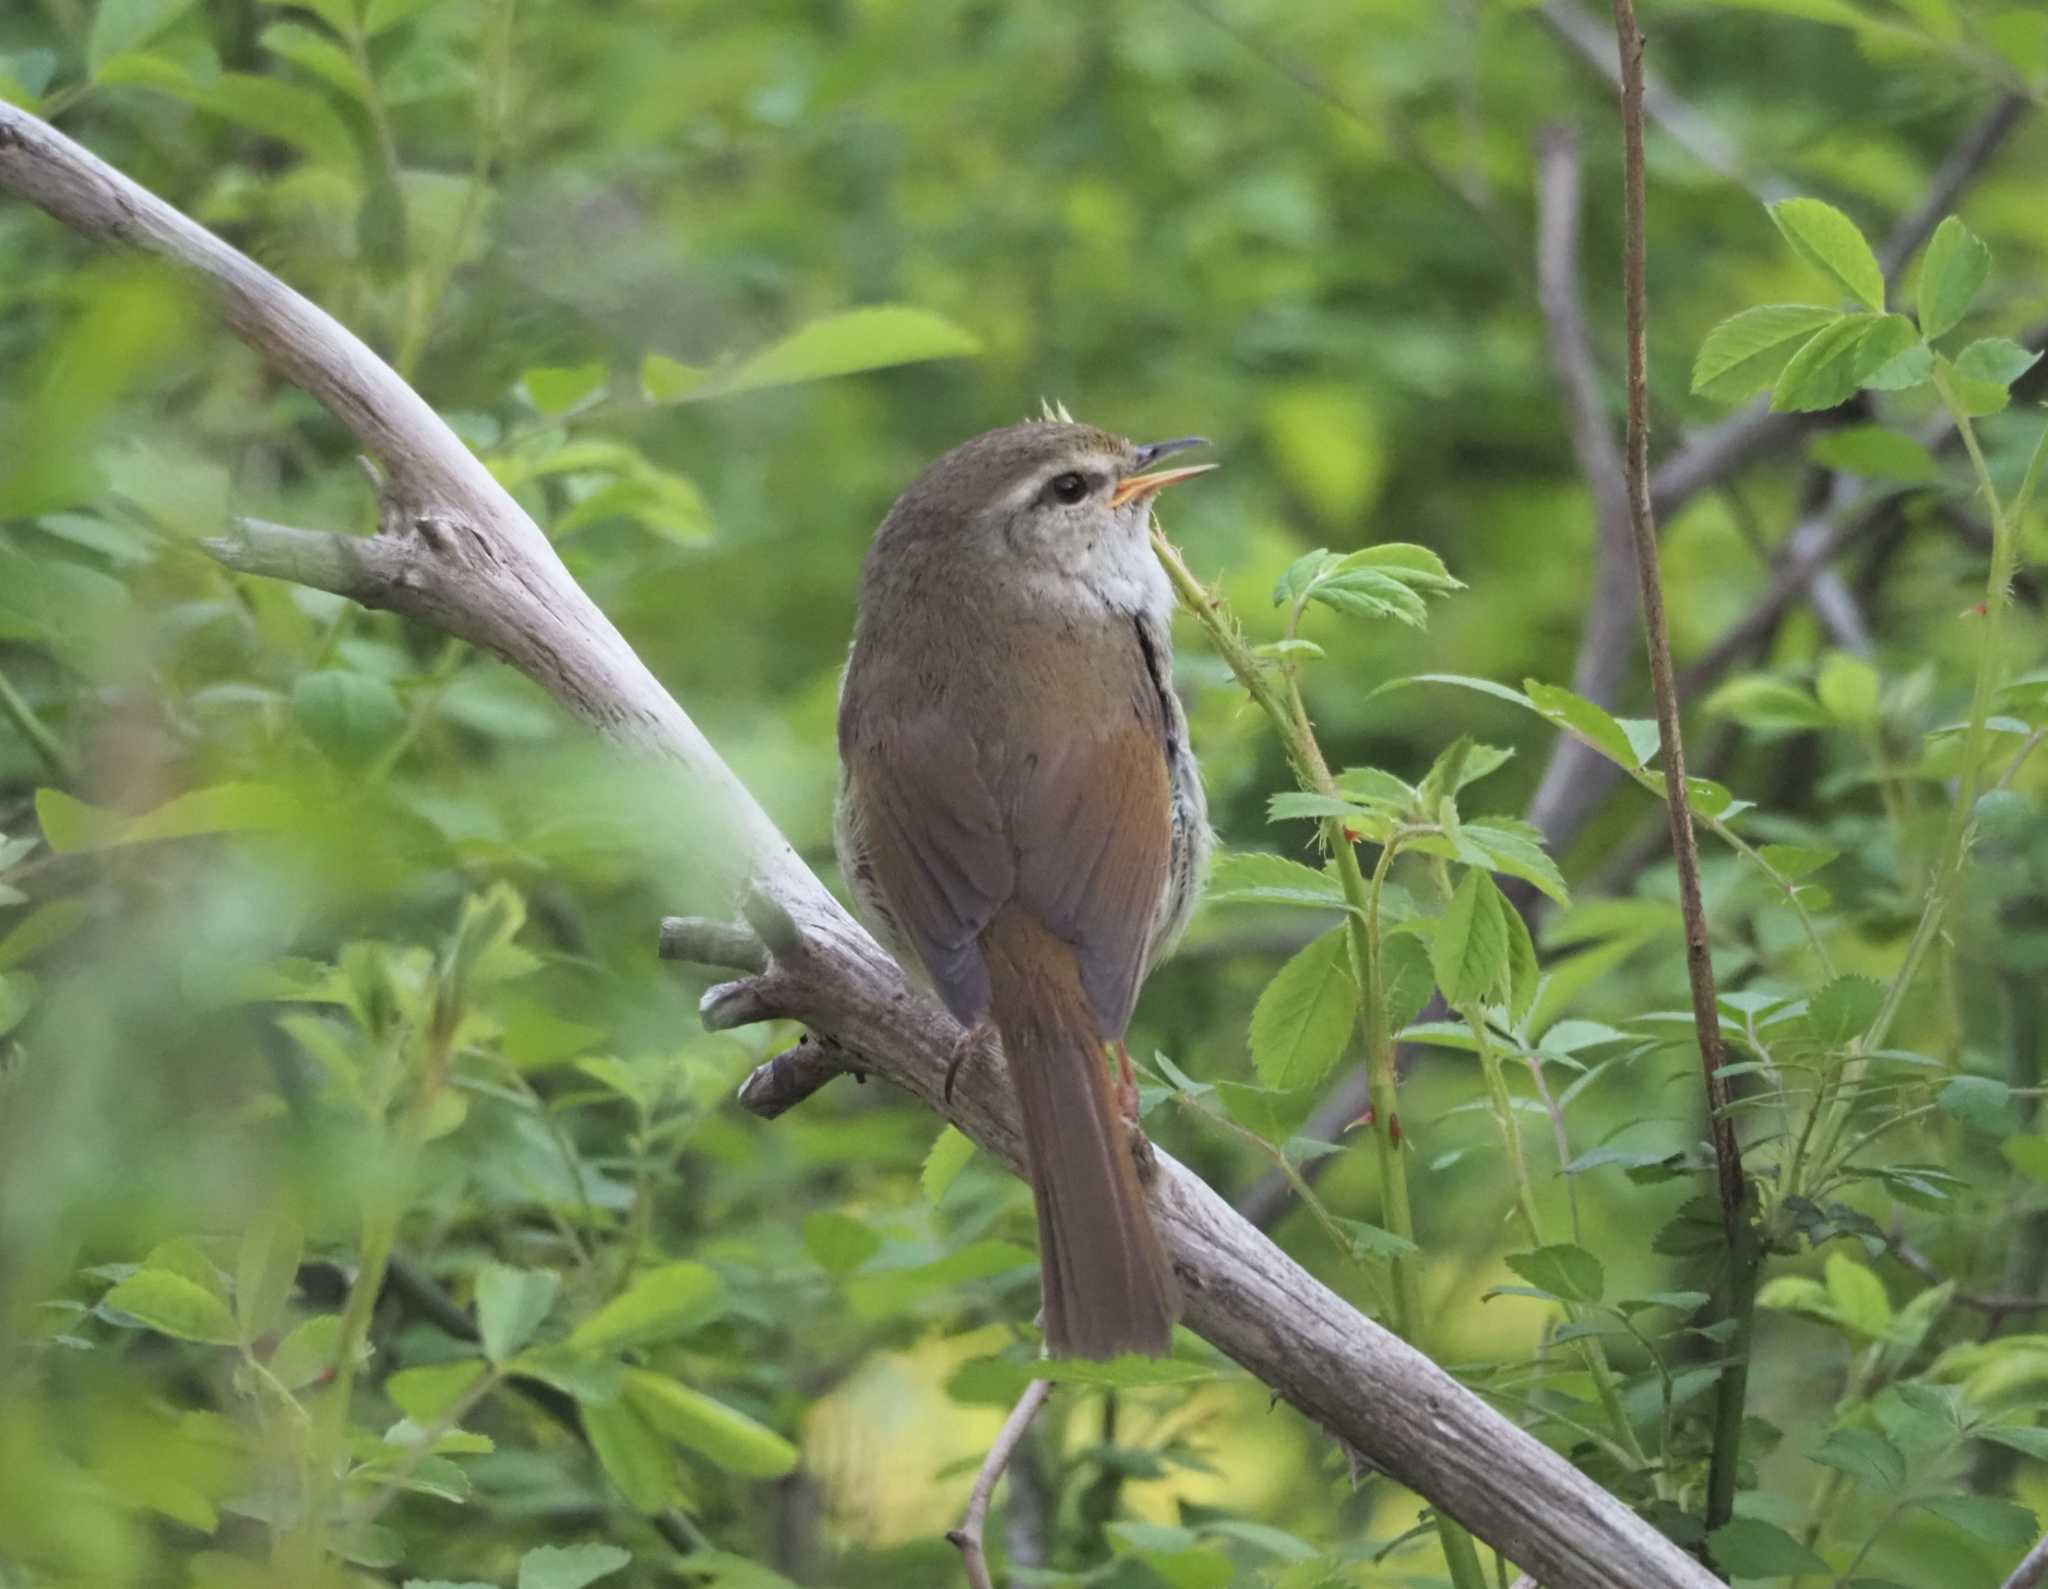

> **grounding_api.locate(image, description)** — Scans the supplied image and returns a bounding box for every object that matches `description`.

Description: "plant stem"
[1863,390,2037,1055]
[1149,526,1487,1589]
[0,663,76,780]
[1607,0,1754,1541]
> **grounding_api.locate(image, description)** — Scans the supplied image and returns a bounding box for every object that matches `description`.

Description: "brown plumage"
[834,418,1213,1357]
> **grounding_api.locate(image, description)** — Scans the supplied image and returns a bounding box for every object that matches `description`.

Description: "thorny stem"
[0,663,75,780]
[1608,0,1752,1541]
[1149,526,1488,1589]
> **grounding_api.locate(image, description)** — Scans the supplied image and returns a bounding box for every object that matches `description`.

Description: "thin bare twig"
[1890,1235,2048,1320]
[948,1378,1054,1589]
[1525,124,1639,851]
[2004,1532,2048,1589]
[1607,0,1751,1540]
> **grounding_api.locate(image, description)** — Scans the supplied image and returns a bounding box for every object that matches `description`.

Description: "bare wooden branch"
[0,99,1720,1589]
[2004,1532,2048,1589]
[1525,124,1639,850]
[948,1378,1054,1589]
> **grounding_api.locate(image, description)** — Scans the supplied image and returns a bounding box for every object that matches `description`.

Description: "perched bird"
[835,415,1213,1358]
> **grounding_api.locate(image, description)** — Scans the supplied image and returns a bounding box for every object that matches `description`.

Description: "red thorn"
[1965,602,1988,618]
[1389,1112,1403,1147]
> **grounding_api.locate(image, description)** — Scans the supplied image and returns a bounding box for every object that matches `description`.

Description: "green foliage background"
[2,0,2048,1585]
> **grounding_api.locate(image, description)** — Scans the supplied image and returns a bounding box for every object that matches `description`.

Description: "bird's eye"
[1049,471,1089,504]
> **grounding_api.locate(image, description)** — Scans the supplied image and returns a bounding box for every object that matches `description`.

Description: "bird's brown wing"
[843,710,1014,1026]
[844,655,1171,1037]
[1004,721,1171,1037]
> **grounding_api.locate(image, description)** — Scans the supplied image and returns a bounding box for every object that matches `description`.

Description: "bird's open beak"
[1113,437,1217,508]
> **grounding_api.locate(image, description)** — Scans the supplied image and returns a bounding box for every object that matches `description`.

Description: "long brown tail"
[979,906,1179,1358]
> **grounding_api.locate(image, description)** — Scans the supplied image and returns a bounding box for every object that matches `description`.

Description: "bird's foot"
[945,1018,997,1104]
[1112,1039,1158,1182]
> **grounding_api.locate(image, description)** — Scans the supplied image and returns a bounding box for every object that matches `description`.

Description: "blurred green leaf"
[1706,1517,1829,1577]
[1503,1244,1603,1304]
[1770,197,1886,311]
[625,1369,798,1477]
[1915,216,1989,340]
[719,306,980,395]
[519,1544,633,1589]
[568,1262,723,1353]
[102,1268,240,1344]
[476,1264,559,1364]
[1692,304,1842,400]
[89,0,198,75]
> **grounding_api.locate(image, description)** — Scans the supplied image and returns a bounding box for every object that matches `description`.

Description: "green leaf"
[1976,1424,2048,1462]
[568,1262,724,1353]
[1824,1252,1892,1338]
[1773,314,1918,411]
[293,670,405,766]
[476,1264,559,1365]
[1939,1074,2014,1133]
[720,306,980,395]
[800,1211,881,1275]
[1504,1244,1604,1304]
[1954,337,2041,389]
[1383,929,1436,1032]
[1692,305,1843,401]
[1215,1080,1315,1142]
[579,1398,678,1513]
[624,1368,799,1477]
[89,0,198,75]
[1248,925,1358,1090]
[518,1542,633,1589]
[1815,652,1882,722]
[1331,1218,1419,1263]
[640,353,708,402]
[1808,975,1884,1044]
[1915,216,1990,340]
[1204,852,1350,913]
[102,1268,241,1345]
[523,364,609,416]
[1307,567,1429,628]
[235,1210,302,1338]
[36,781,294,854]
[1524,681,1643,768]
[1035,1354,1220,1387]
[1863,340,1934,391]
[1707,1516,1829,1577]
[259,21,366,100]
[1335,542,1461,590]
[1809,425,1937,485]
[268,1313,343,1390]
[1771,198,1886,312]
[1916,1493,2038,1550]
[921,1125,976,1206]
[387,1360,487,1422]
[1431,868,1510,1010]
[1705,675,1832,731]
[1459,819,1570,906]
[2003,1136,2048,1184]
[1757,844,1838,880]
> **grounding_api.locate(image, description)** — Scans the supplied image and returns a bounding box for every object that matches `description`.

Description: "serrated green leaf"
[519,1543,632,1589]
[1460,820,1569,906]
[1773,314,1918,412]
[625,1369,798,1477]
[1939,1074,2014,1132]
[1915,216,1990,340]
[568,1262,723,1353]
[1863,340,1933,391]
[1810,1425,1900,1490]
[1707,1516,1829,1577]
[268,1313,343,1389]
[1524,681,1642,768]
[921,1125,976,1206]
[476,1264,559,1365]
[1916,1493,2038,1550]
[1975,1424,2048,1462]
[1431,867,1510,1010]
[1692,304,1843,400]
[1954,337,2041,389]
[1771,197,1886,311]
[1308,567,1430,628]
[1808,975,1884,1044]
[1504,1244,1604,1304]
[102,1268,240,1344]
[1248,926,1357,1089]
[1204,852,1350,912]
[387,1360,486,1422]
[1825,1252,1892,1338]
